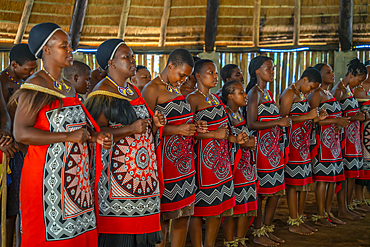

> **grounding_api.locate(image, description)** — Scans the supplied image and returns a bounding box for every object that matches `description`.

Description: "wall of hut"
[1,50,369,103]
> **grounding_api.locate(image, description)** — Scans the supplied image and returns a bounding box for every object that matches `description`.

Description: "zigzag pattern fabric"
[312,97,345,182]
[360,100,370,179]
[193,95,235,217]
[285,100,313,186]
[154,95,196,212]
[340,93,364,178]
[228,115,257,215]
[250,90,286,195]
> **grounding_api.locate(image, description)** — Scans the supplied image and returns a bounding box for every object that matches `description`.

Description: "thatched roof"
[0,0,369,52]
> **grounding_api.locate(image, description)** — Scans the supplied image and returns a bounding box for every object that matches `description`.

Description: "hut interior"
[0,0,369,99]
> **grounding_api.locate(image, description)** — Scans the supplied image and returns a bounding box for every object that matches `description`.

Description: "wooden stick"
[288,52,294,86]
[281,52,288,95]
[14,0,34,44]
[1,154,8,247]
[159,0,171,47]
[295,52,301,82]
[252,0,261,47]
[204,0,219,52]
[117,0,131,39]
[293,0,301,46]
[68,0,88,50]
[151,55,155,78]
[275,53,281,104]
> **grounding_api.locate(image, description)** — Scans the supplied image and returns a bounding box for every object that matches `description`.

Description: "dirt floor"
[177,191,370,247]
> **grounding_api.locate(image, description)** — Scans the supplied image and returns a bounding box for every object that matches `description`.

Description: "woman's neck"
[227,101,239,113]
[320,82,331,90]
[43,64,63,82]
[107,70,128,87]
[256,78,268,89]
[341,76,350,88]
[197,83,211,95]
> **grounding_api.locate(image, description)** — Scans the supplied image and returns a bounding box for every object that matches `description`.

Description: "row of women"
[4,21,370,247]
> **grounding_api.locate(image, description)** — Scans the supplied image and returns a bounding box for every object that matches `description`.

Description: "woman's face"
[196,62,218,88]
[300,80,320,94]
[111,44,136,77]
[46,30,73,67]
[229,67,244,83]
[229,82,248,107]
[320,65,335,84]
[349,71,367,88]
[256,60,274,83]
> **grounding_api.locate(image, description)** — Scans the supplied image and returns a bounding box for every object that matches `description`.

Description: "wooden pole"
[14,0,34,44]
[159,0,171,47]
[204,0,219,52]
[1,154,8,247]
[293,0,301,46]
[252,0,261,48]
[339,0,353,51]
[117,0,131,39]
[68,0,88,51]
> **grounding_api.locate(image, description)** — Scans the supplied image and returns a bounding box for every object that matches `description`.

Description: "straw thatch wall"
[0,0,369,50]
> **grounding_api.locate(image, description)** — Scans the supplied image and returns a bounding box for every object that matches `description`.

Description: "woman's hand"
[130,119,150,135]
[153,110,166,127]
[66,128,91,143]
[94,132,113,149]
[194,120,208,133]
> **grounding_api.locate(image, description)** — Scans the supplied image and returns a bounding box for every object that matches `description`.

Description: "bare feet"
[301,222,318,232]
[288,225,314,235]
[354,204,370,212]
[314,218,336,227]
[338,210,362,220]
[350,209,366,217]
[267,233,285,243]
[253,236,280,247]
[327,214,346,225]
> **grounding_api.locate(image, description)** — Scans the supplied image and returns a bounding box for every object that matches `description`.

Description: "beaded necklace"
[292,83,305,100]
[106,76,134,96]
[4,69,23,85]
[226,106,242,121]
[196,89,218,106]
[159,74,181,95]
[255,84,271,101]
[43,68,71,92]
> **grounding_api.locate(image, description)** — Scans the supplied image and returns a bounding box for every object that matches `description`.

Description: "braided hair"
[245,56,273,93]
[221,80,242,105]
[220,64,238,84]
[346,58,367,77]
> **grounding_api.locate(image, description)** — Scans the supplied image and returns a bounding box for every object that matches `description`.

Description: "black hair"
[365,60,370,66]
[221,80,242,105]
[313,63,327,72]
[167,49,194,68]
[346,58,367,77]
[9,44,37,66]
[220,64,239,83]
[300,67,322,84]
[245,56,274,93]
[193,56,201,63]
[193,59,215,83]
[85,95,137,126]
[63,61,91,81]
[136,65,148,72]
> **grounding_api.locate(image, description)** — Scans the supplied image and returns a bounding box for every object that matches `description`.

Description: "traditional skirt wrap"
[285,100,313,186]
[154,95,196,213]
[20,84,100,247]
[312,98,345,182]
[250,91,287,195]
[359,99,370,180]
[193,95,235,217]
[85,87,162,238]
[340,93,363,178]
[228,116,258,215]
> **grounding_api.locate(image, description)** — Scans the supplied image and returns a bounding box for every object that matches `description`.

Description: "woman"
[11,22,112,247]
[280,67,326,235]
[245,56,290,247]
[187,59,247,247]
[331,59,367,219]
[84,39,165,247]
[222,80,258,247]
[308,63,349,226]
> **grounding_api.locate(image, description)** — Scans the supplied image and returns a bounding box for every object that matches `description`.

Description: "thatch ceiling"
[0,0,369,51]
